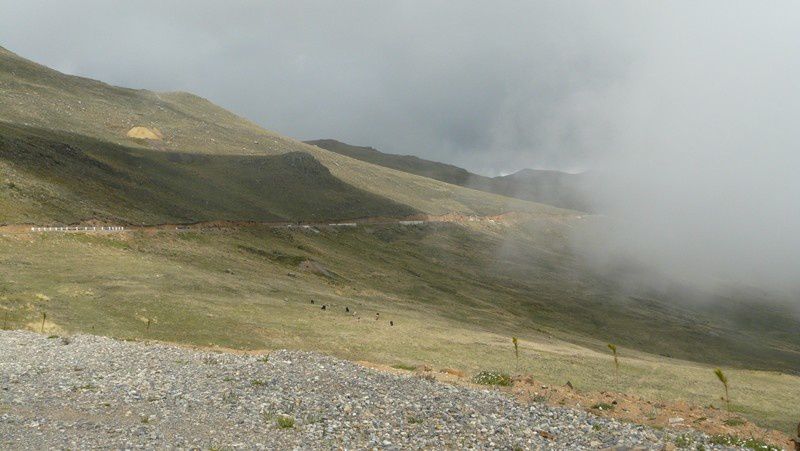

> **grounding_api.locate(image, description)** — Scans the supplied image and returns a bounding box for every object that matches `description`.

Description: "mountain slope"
[0,46,564,221]
[0,122,416,224]
[306,139,591,211]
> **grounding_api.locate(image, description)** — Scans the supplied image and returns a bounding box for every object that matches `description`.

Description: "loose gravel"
[0,330,739,449]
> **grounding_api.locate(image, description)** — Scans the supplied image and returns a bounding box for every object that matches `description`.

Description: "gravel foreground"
[0,330,739,450]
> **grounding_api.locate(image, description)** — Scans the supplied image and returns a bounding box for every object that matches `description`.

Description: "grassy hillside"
[0,222,797,433]
[0,46,557,219]
[0,122,415,224]
[307,139,591,211]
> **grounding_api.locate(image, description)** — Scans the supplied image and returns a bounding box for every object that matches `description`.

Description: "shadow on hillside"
[0,122,418,224]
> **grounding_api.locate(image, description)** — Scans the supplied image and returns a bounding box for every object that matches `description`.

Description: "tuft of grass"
[591,402,615,411]
[714,368,730,410]
[250,379,266,387]
[473,371,513,387]
[708,434,780,451]
[512,336,519,372]
[71,383,97,392]
[607,343,619,379]
[723,417,745,427]
[673,434,694,448]
[391,363,417,371]
[275,415,295,429]
[407,415,424,424]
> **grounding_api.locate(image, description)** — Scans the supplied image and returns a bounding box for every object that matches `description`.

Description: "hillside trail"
[0,211,581,235]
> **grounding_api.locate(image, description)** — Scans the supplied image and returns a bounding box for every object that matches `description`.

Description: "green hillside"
[307,139,591,211]
[0,220,797,432]
[0,122,415,224]
[0,46,558,220]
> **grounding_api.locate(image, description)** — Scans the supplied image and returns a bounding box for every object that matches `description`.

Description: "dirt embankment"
[364,361,794,449]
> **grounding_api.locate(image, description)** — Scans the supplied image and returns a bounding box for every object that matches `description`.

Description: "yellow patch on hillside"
[126,126,163,140]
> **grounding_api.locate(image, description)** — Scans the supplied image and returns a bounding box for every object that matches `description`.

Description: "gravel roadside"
[0,330,739,450]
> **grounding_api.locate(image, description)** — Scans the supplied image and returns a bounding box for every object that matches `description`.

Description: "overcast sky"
[2,1,800,294]
[0,0,643,175]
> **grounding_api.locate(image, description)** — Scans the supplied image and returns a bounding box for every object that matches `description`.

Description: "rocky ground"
[0,330,745,450]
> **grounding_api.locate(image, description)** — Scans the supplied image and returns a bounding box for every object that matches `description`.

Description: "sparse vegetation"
[673,434,694,448]
[391,363,417,371]
[473,371,513,387]
[275,415,295,429]
[407,415,424,424]
[607,343,619,379]
[512,336,519,372]
[723,417,745,427]
[708,434,780,451]
[591,402,615,411]
[714,368,730,410]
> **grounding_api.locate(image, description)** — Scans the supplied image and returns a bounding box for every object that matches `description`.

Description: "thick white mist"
[576,3,800,295]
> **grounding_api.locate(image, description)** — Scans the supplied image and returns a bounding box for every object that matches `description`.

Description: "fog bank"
[574,3,800,296]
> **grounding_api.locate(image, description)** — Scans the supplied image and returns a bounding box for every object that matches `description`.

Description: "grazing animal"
[375,312,380,320]
[310,299,314,304]
[390,321,394,326]
[321,305,326,310]
[345,307,349,313]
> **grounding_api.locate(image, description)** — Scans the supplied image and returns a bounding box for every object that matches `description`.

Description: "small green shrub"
[512,336,519,372]
[407,415,424,424]
[714,368,730,410]
[673,434,693,448]
[250,379,266,387]
[275,415,295,429]
[473,371,513,386]
[591,402,615,411]
[607,343,619,378]
[723,417,745,427]
[391,363,417,371]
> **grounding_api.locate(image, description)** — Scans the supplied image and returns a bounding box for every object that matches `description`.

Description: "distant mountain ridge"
[305,139,592,211]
